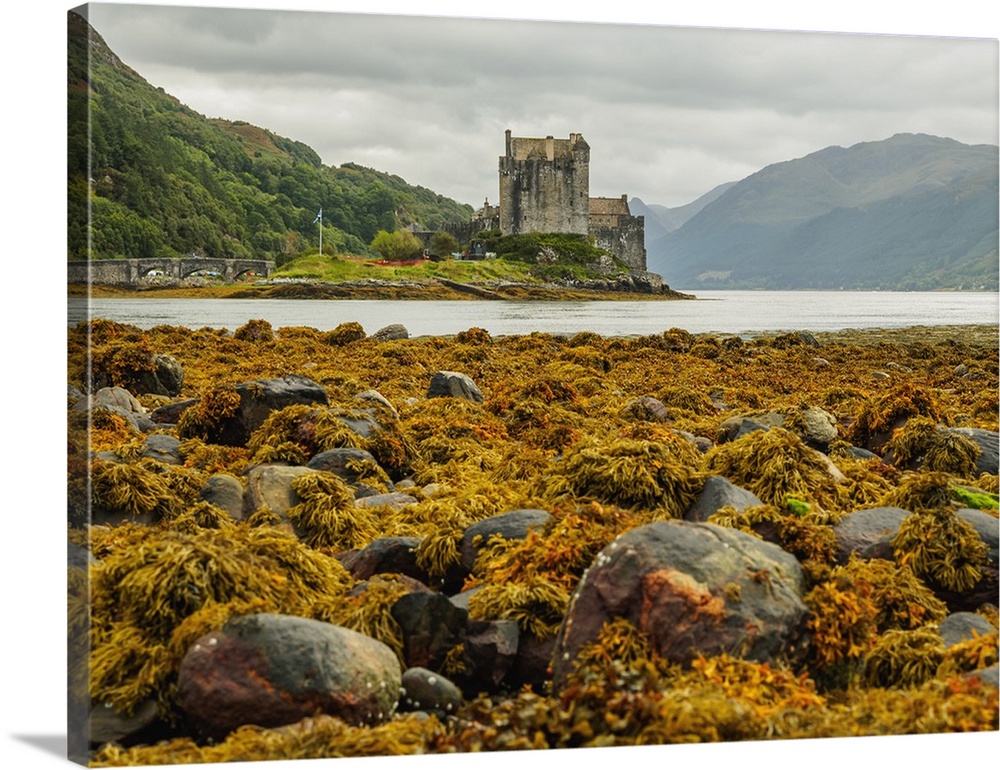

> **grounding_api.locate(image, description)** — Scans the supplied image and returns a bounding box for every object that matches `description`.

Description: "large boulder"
[551,520,809,689]
[307,447,388,488]
[177,613,401,739]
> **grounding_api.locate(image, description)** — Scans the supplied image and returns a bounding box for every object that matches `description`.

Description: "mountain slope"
[67,12,472,263]
[647,134,998,290]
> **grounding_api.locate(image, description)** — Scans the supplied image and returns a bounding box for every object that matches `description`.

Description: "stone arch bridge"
[68,257,275,287]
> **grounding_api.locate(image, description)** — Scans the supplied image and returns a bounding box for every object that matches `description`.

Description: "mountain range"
[640,134,998,290]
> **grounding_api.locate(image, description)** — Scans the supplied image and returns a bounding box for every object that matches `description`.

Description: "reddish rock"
[176,613,401,739]
[551,521,809,690]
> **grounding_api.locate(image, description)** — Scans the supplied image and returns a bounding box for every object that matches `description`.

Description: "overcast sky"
[82,1,999,209]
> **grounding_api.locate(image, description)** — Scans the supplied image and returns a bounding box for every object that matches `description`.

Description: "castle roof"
[589,196,631,216]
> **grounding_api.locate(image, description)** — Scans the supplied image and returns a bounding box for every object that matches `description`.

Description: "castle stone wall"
[499,131,590,235]
[591,214,647,272]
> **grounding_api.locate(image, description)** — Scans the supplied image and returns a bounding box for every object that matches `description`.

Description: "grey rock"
[355,389,399,418]
[427,371,484,403]
[152,353,184,396]
[242,464,317,520]
[354,492,418,511]
[957,508,1000,567]
[832,507,911,564]
[199,474,245,520]
[460,619,520,692]
[337,537,428,583]
[460,509,552,572]
[391,592,468,671]
[399,668,463,716]
[370,324,409,342]
[88,699,160,747]
[946,428,999,476]
[968,664,999,687]
[177,613,401,739]
[307,447,385,486]
[141,433,182,465]
[551,520,809,690]
[684,475,763,523]
[938,612,997,648]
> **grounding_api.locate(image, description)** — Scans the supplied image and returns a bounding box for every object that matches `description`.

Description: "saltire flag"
[313,208,323,223]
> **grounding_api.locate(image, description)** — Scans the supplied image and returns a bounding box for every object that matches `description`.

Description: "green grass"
[273,255,540,284]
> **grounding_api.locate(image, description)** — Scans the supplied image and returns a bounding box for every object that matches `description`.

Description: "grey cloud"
[86,4,997,208]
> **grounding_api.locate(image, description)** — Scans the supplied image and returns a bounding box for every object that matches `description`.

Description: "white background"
[2,2,998,769]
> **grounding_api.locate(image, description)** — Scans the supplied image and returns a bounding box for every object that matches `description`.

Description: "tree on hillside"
[370,230,423,260]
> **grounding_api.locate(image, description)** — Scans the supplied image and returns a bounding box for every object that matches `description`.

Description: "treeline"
[67,13,472,263]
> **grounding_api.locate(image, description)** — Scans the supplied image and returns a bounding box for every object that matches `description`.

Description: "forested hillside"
[67,12,472,263]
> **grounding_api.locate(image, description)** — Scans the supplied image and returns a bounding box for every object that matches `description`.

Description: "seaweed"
[702,428,846,511]
[539,436,703,514]
[890,495,988,592]
[864,627,946,688]
[847,382,942,451]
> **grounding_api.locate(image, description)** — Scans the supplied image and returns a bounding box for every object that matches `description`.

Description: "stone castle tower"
[496,129,646,271]
[499,130,591,236]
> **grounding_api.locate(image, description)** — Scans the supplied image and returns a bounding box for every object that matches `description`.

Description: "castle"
[452,130,647,272]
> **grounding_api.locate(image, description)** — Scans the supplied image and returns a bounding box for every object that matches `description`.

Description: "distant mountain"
[647,134,998,290]
[67,12,472,263]
[633,182,737,235]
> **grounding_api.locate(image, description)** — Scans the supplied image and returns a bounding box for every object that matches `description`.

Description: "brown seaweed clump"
[841,557,949,633]
[864,627,947,688]
[538,435,704,515]
[890,497,988,593]
[233,317,275,343]
[467,503,638,639]
[802,568,879,684]
[846,382,942,452]
[702,428,846,511]
[885,416,982,477]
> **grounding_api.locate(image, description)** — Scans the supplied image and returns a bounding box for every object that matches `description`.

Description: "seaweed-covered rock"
[833,507,912,563]
[242,464,317,520]
[177,613,402,739]
[684,475,763,523]
[182,375,330,446]
[427,371,484,403]
[338,537,429,583]
[460,509,553,572]
[551,520,809,689]
[719,406,838,450]
[946,428,1000,476]
[624,396,671,423]
[390,592,468,671]
[307,447,388,487]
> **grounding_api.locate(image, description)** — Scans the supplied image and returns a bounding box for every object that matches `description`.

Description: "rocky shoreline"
[71,273,697,302]
[68,319,998,764]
